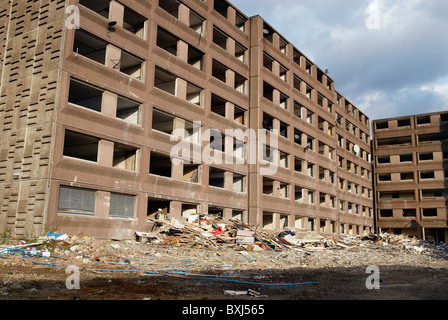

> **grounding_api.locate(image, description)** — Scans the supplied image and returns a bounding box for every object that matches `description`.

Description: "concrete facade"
[0,0,374,239]
[373,111,448,242]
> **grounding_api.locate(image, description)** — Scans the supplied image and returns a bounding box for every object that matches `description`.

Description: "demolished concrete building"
[0,0,375,239]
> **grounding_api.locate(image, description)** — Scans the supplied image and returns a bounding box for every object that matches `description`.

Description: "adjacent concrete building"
[0,0,373,239]
[373,111,448,242]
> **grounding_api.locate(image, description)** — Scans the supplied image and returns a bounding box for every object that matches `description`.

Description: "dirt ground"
[1,234,447,301]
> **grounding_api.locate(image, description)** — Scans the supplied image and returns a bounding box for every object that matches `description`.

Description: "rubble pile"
[1,215,447,273]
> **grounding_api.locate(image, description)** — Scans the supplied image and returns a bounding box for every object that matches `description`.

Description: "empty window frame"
[73,29,107,64]
[116,96,140,124]
[109,193,135,218]
[400,172,414,181]
[417,116,431,125]
[377,155,390,164]
[422,208,438,217]
[235,72,247,94]
[420,171,435,180]
[213,26,228,50]
[233,173,245,192]
[78,0,109,18]
[212,59,228,83]
[149,152,172,178]
[152,108,174,134]
[186,81,203,106]
[262,23,274,43]
[63,130,99,162]
[236,12,247,32]
[183,164,200,183]
[235,41,247,62]
[68,79,103,113]
[58,186,96,216]
[159,0,180,18]
[377,136,412,148]
[262,177,274,195]
[189,11,205,35]
[402,209,416,218]
[379,209,393,218]
[263,53,274,72]
[378,173,391,182]
[210,94,227,117]
[113,143,138,171]
[421,189,444,200]
[119,50,144,80]
[418,133,446,144]
[234,106,246,125]
[123,6,147,38]
[209,167,225,188]
[419,152,434,161]
[397,118,411,127]
[214,0,229,18]
[375,121,388,130]
[156,26,179,56]
[154,67,176,95]
[400,154,413,162]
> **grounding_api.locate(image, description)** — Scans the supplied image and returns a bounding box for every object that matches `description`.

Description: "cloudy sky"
[233,0,448,121]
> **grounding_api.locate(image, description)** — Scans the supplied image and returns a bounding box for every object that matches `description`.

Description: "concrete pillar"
[102,91,117,117]
[109,1,124,27]
[98,140,114,166]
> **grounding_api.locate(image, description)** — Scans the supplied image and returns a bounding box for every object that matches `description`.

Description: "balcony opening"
[152,108,174,134]
[212,59,227,83]
[279,37,288,55]
[293,75,303,92]
[420,171,435,180]
[73,29,107,64]
[306,84,313,100]
[262,177,274,195]
[319,167,326,181]
[263,212,275,230]
[117,96,140,124]
[294,157,303,173]
[186,81,203,106]
[232,210,244,221]
[378,173,391,182]
[377,155,390,164]
[377,136,412,148]
[159,0,179,19]
[419,152,434,161]
[188,46,204,70]
[400,172,414,181]
[262,23,274,43]
[213,27,228,50]
[295,186,303,202]
[263,53,274,72]
[308,190,315,204]
[279,64,288,82]
[418,133,445,144]
[279,122,288,139]
[305,59,313,75]
[422,189,444,200]
[147,198,170,219]
[402,209,416,218]
[397,118,411,127]
[189,11,205,35]
[119,50,143,80]
[263,82,274,102]
[380,209,393,218]
[211,94,226,117]
[262,113,274,131]
[422,208,437,217]
[234,106,246,125]
[63,130,99,162]
[417,116,431,125]
[209,167,225,188]
[78,0,109,18]
[279,182,288,198]
[236,12,247,32]
[400,154,413,162]
[234,72,247,94]
[68,78,103,113]
[149,152,172,178]
[113,143,137,171]
[279,92,288,109]
[307,163,315,178]
[183,164,200,183]
[123,6,146,38]
[279,152,288,169]
[233,174,244,192]
[376,121,388,130]
[235,41,246,62]
[156,26,178,56]
[154,67,176,95]
[293,49,303,66]
[317,93,324,107]
[214,0,229,18]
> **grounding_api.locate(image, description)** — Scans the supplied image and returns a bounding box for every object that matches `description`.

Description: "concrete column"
[95,191,110,219]
[98,140,114,167]
[109,1,124,27]
[175,78,187,100]
[170,201,182,219]
[177,40,188,62]
[106,44,121,70]
[178,3,190,25]
[102,91,117,117]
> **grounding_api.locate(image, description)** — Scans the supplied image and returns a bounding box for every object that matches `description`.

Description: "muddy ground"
[0,235,447,302]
